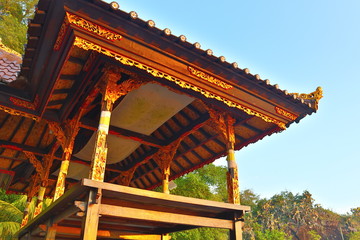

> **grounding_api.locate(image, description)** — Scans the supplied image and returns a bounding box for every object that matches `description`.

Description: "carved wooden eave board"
[0,0,322,194]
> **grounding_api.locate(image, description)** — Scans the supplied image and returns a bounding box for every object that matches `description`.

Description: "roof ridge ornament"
[290,86,323,110]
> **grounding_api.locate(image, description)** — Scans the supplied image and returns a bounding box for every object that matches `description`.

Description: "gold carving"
[24,151,44,175]
[53,159,69,201]
[53,114,82,200]
[115,168,136,186]
[153,139,182,194]
[33,203,43,217]
[275,107,298,121]
[207,109,236,148]
[291,86,323,110]
[66,12,122,41]
[47,122,67,149]
[9,95,39,110]
[73,37,286,129]
[153,139,182,174]
[101,65,143,110]
[227,167,240,204]
[89,130,108,181]
[0,105,39,121]
[53,20,69,50]
[188,66,233,90]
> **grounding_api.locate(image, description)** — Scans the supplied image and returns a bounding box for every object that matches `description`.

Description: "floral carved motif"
[66,12,122,41]
[89,130,108,181]
[207,108,236,148]
[0,105,39,121]
[227,167,240,204]
[275,107,298,121]
[73,37,286,129]
[188,66,233,90]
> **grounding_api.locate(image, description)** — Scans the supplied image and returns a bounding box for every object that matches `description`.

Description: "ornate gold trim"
[9,95,39,110]
[188,66,233,90]
[275,107,298,121]
[73,37,286,129]
[66,12,122,41]
[291,86,323,110]
[0,105,39,121]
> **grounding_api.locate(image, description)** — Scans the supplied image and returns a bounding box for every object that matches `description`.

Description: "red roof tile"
[0,42,22,84]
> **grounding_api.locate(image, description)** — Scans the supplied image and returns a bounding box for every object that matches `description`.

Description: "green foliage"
[170,164,229,240]
[0,0,38,54]
[349,231,360,240]
[0,189,26,239]
[171,228,228,240]
[307,230,321,240]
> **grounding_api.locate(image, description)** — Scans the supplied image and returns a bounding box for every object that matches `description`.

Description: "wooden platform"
[18,179,250,239]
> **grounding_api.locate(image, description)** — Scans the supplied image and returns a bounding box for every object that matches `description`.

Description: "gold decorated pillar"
[52,87,99,201]
[89,65,143,181]
[208,109,243,240]
[24,144,58,219]
[208,110,240,204]
[52,120,81,200]
[33,184,47,217]
[21,174,40,227]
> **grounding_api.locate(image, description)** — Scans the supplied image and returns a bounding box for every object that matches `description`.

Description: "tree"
[0,188,52,239]
[0,0,38,54]
[0,189,27,239]
[169,164,229,240]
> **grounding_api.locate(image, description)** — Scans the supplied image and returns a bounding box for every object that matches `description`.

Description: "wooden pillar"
[53,157,70,201]
[21,174,40,227]
[33,185,46,217]
[89,65,143,181]
[20,199,32,227]
[226,140,240,205]
[162,166,170,194]
[80,189,102,240]
[208,109,242,239]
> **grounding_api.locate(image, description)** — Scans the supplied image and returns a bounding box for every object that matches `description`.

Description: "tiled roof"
[0,41,22,84]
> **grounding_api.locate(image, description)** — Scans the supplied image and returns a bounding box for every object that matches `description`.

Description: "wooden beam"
[39,225,163,239]
[99,204,234,229]
[0,140,48,155]
[80,118,166,148]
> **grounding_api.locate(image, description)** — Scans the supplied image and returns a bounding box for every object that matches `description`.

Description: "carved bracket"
[101,64,144,111]
[207,107,236,149]
[153,138,182,176]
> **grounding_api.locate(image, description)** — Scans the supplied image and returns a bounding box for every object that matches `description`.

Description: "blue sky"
[106,0,360,214]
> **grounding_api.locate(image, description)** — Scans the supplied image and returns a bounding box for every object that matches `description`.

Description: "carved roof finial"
[291,86,323,110]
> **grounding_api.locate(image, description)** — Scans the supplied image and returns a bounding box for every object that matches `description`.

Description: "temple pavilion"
[0,0,322,239]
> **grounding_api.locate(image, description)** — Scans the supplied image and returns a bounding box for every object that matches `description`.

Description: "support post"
[24,149,57,218]
[89,65,143,181]
[21,174,40,227]
[80,189,102,240]
[20,199,31,228]
[33,185,46,217]
[208,109,242,239]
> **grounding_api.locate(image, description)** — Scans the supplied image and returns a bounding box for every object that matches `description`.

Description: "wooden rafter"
[80,118,166,148]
